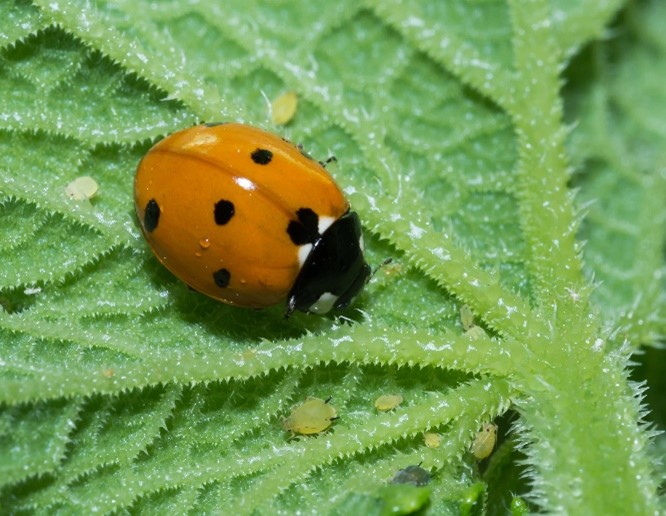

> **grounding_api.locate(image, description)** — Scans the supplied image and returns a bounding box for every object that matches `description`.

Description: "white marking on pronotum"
[298,244,313,267]
[318,216,335,235]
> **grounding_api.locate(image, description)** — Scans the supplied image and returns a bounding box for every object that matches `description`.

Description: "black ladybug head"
[286,210,370,318]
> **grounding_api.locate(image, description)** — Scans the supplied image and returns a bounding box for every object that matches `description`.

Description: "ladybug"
[134,123,371,317]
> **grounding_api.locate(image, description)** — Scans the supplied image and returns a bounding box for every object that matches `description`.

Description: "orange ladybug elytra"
[134,123,371,317]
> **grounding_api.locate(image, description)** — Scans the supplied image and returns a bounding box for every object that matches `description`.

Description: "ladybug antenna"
[370,257,393,280]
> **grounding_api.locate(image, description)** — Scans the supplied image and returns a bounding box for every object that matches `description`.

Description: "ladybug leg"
[285,295,297,319]
[319,156,337,167]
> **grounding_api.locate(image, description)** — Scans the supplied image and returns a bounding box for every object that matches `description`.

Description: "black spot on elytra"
[213,268,231,288]
[287,208,320,245]
[251,148,273,165]
[214,199,235,225]
[144,199,160,232]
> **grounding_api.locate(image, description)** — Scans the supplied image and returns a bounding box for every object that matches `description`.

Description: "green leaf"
[1,0,664,513]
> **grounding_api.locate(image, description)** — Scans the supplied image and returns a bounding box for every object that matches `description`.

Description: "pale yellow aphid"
[423,432,442,449]
[460,304,475,331]
[381,261,403,277]
[271,91,298,125]
[460,304,487,340]
[374,394,403,411]
[465,326,487,340]
[65,176,99,200]
[471,423,498,460]
[282,397,337,435]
